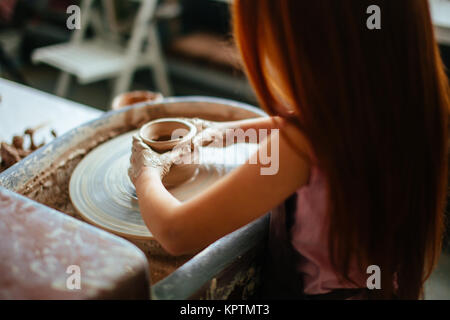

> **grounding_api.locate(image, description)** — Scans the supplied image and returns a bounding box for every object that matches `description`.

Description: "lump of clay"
[0,126,57,173]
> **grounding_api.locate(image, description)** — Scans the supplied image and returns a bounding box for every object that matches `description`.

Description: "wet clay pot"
[139,118,199,188]
[111,91,164,110]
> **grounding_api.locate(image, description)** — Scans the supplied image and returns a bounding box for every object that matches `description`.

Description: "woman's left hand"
[128,134,186,185]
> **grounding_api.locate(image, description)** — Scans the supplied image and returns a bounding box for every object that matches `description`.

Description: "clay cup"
[139,118,199,187]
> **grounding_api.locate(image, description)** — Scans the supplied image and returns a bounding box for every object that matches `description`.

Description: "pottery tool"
[69,130,258,240]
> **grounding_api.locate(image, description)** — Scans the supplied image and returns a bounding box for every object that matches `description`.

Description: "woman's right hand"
[183,118,228,148]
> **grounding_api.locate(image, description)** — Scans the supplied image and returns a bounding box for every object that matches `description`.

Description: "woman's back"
[291,166,366,295]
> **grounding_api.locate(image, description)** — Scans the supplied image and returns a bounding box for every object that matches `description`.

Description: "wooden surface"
[0,78,102,144]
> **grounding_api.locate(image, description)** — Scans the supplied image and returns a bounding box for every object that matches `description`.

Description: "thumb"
[171,142,194,164]
[132,134,148,151]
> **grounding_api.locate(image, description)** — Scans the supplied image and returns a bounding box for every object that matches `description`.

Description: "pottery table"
[0,93,271,299]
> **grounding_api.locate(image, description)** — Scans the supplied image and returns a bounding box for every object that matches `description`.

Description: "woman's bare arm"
[199,116,284,146]
[135,119,311,255]
[217,116,283,131]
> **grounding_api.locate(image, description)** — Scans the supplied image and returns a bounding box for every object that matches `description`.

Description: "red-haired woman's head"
[233,0,449,299]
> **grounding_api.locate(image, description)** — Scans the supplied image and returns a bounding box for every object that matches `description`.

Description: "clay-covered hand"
[183,118,227,148]
[128,134,182,184]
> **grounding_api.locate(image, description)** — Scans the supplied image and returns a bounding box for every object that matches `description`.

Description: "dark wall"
[180,0,231,35]
[440,45,450,250]
[440,45,450,77]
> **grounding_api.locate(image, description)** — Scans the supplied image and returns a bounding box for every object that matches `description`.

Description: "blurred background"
[0,0,450,299]
[0,0,255,110]
[0,0,449,109]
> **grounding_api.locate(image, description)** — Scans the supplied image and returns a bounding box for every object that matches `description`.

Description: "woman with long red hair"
[129,0,449,299]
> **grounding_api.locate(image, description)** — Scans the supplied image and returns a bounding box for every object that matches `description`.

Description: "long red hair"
[233,0,449,299]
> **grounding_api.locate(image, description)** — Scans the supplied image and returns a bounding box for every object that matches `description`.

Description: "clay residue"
[1,125,56,173]
[189,245,264,300]
[18,125,132,215]
[131,239,193,284]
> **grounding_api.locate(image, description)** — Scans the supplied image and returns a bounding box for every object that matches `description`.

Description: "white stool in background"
[32,0,174,100]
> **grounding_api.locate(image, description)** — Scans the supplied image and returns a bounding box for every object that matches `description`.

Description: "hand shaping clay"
[139,118,199,187]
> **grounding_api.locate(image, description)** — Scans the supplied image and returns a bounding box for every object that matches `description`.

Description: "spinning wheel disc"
[69,130,257,239]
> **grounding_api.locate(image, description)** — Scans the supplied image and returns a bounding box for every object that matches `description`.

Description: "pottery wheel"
[69,130,257,239]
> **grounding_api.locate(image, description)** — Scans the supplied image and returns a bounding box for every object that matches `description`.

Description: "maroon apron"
[260,193,369,300]
[260,193,306,299]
